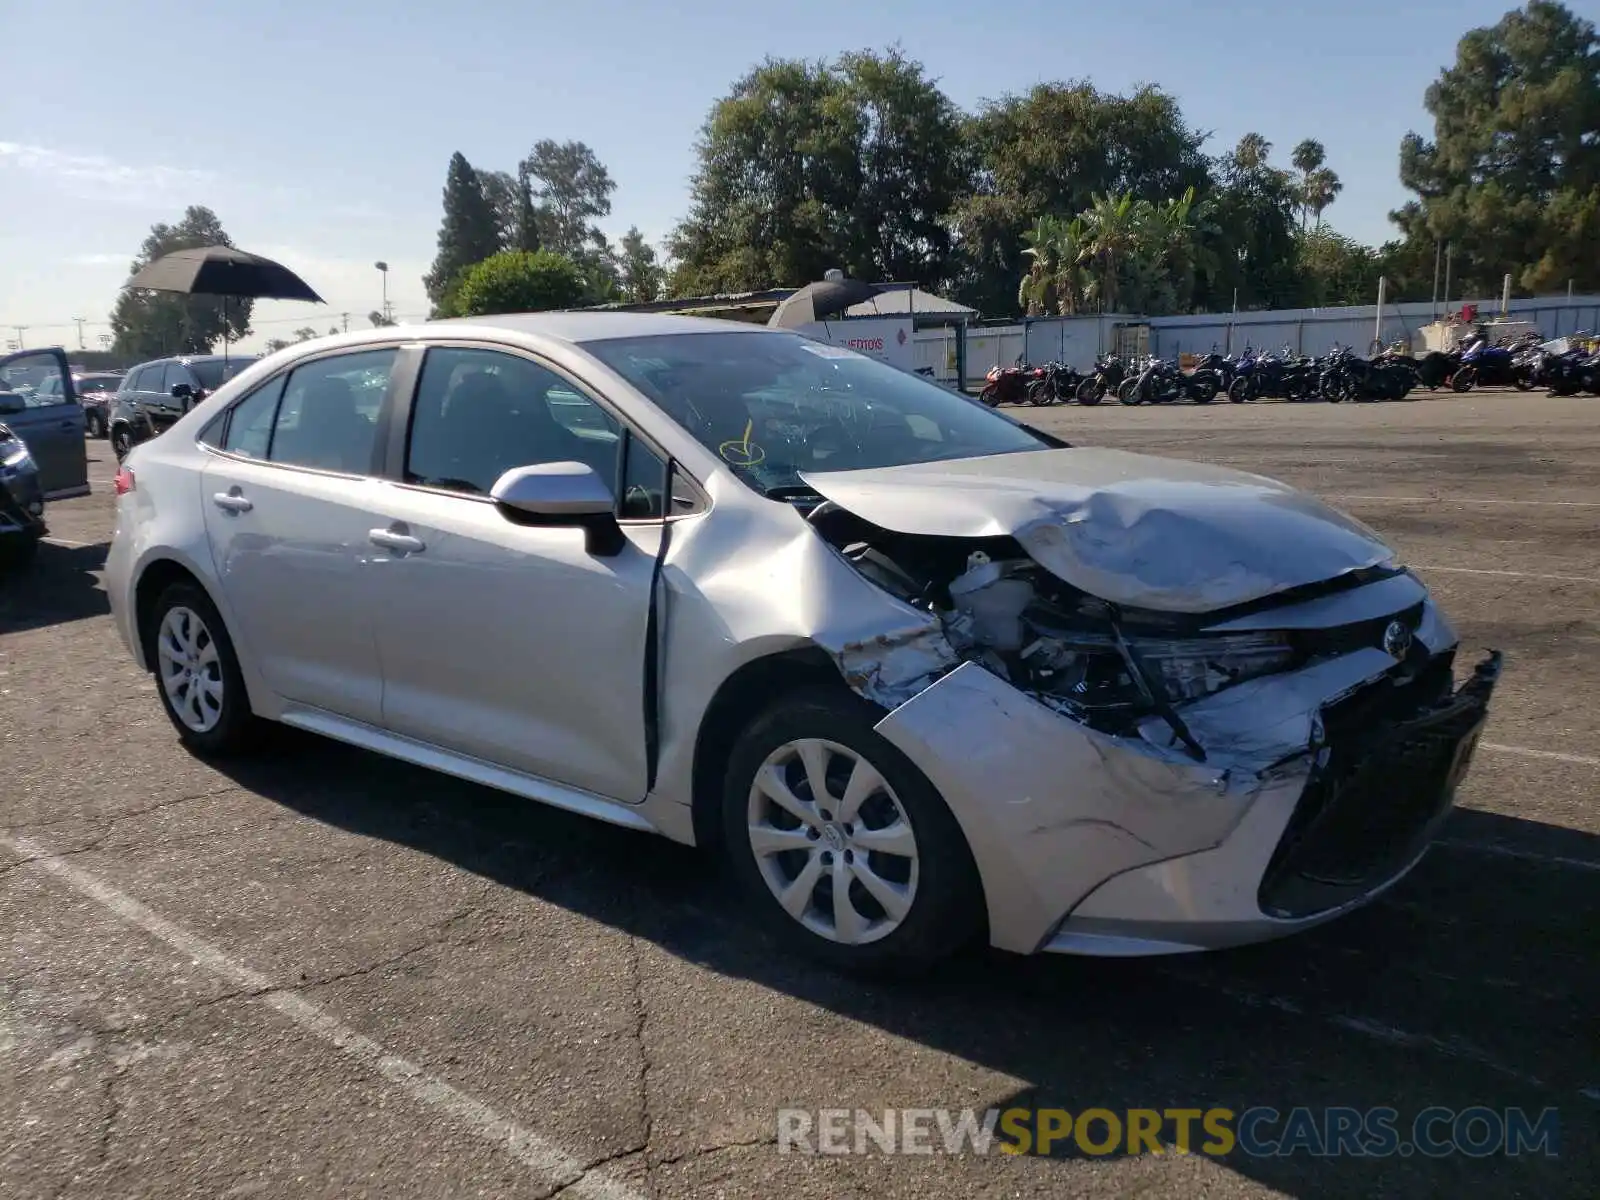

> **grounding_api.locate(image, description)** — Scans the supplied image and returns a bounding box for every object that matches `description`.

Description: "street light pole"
[374,261,391,323]
[73,317,86,350]
[11,326,25,349]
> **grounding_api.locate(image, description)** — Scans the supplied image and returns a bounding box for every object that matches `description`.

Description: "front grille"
[1258,654,1492,919]
[1288,602,1426,662]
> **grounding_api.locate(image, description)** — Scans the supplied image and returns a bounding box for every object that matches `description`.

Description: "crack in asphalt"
[624,936,655,1185]
[0,784,243,838]
[653,1135,781,1169]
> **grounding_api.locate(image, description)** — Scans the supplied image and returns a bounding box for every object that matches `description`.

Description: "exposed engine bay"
[808,500,1409,758]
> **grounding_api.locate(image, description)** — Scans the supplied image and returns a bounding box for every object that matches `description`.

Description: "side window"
[0,351,72,408]
[617,433,703,520]
[405,347,620,496]
[131,365,157,393]
[162,363,193,395]
[268,349,396,474]
[220,376,287,458]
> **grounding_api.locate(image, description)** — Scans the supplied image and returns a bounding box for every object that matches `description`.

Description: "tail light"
[113,467,136,496]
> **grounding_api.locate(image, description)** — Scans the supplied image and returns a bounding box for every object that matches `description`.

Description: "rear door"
[0,347,88,498]
[200,345,402,724]
[149,362,192,433]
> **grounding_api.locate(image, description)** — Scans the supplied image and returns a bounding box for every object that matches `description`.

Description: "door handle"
[369,528,425,554]
[59,419,77,429]
[212,492,253,513]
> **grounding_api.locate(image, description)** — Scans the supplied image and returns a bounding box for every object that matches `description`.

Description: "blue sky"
[1,0,1516,352]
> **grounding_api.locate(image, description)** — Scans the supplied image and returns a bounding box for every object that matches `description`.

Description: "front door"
[0,348,88,499]
[200,347,399,725]
[369,344,657,802]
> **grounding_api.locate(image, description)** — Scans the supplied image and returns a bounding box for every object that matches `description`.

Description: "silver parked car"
[105,315,1500,972]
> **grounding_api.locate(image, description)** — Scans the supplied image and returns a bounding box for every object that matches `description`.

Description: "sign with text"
[795,317,915,372]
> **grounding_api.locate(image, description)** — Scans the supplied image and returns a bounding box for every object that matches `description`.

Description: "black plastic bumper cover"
[1259,651,1502,919]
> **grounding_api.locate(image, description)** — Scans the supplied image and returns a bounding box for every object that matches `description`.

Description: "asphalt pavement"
[2,391,1596,1198]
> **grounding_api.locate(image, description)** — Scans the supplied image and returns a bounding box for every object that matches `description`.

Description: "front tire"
[143,581,257,755]
[1075,378,1103,406]
[111,425,134,459]
[85,411,105,439]
[721,687,984,975]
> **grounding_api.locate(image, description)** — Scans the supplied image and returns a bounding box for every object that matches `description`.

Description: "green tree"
[1209,133,1302,308]
[951,81,1212,314]
[423,152,503,312]
[1290,139,1343,230]
[442,251,586,318]
[293,327,318,342]
[1297,228,1382,306]
[478,169,522,249]
[1017,215,1091,315]
[263,337,291,353]
[514,172,542,253]
[1394,1,1600,294]
[668,49,971,296]
[618,227,663,302]
[520,139,616,260]
[109,206,253,357]
[368,310,395,327]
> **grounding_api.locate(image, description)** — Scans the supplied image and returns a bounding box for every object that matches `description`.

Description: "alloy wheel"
[745,737,920,946]
[156,606,224,733]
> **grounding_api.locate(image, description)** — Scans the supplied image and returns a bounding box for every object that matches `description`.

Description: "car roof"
[440,311,773,344]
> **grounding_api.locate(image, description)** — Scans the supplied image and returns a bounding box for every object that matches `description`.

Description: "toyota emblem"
[1382,619,1414,659]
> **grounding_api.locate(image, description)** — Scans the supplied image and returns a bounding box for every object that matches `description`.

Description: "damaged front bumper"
[872,616,1501,957]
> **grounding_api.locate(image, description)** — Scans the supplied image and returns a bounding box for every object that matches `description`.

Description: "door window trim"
[382,338,708,523]
[196,341,410,480]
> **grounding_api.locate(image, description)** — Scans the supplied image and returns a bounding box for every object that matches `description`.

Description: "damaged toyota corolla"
[106,314,1500,974]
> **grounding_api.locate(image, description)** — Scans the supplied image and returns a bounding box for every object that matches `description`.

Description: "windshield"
[584,331,1052,495]
[190,358,259,391]
[77,376,120,394]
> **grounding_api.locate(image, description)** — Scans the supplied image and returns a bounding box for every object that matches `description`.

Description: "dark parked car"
[110,355,260,459]
[34,371,124,438]
[0,419,48,570]
[0,347,89,503]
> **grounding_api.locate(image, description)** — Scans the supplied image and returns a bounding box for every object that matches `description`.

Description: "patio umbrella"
[768,276,883,330]
[126,245,324,362]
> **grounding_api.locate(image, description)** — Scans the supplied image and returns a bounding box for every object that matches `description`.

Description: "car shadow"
[207,731,1596,1197]
[0,540,110,633]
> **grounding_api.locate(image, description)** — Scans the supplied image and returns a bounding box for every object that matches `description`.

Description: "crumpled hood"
[801,447,1395,613]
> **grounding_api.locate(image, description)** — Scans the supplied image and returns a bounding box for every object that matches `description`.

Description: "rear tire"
[143,581,258,756]
[720,686,984,976]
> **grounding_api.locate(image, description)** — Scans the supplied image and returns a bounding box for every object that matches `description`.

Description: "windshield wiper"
[762,484,824,503]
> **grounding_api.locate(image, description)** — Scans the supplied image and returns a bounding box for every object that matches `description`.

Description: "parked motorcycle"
[980,357,1032,407]
[1117,355,1221,405]
[1025,360,1087,406]
[1074,354,1126,406]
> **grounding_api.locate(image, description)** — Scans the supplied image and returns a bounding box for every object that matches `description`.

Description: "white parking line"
[1411,564,1600,585]
[1338,495,1600,508]
[41,536,91,549]
[1435,839,1600,873]
[0,834,645,1200]
[1482,742,1600,768]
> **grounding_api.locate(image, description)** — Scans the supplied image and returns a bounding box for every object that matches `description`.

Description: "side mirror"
[489,461,625,557]
[0,391,23,415]
[171,383,193,400]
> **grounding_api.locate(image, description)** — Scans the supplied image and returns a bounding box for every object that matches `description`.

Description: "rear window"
[190,359,259,391]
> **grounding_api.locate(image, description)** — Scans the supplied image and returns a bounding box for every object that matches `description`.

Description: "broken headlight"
[1021,630,1293,708]
[1124,632,1295,703]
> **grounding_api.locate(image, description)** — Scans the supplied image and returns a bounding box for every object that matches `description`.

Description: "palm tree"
[1082,193,1140,314]
[1291,139,1326,231]
[1019,216,1091,316]
[1304,167,1343,229]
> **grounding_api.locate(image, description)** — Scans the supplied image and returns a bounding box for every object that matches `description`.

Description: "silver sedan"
[105,314,1500,972]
